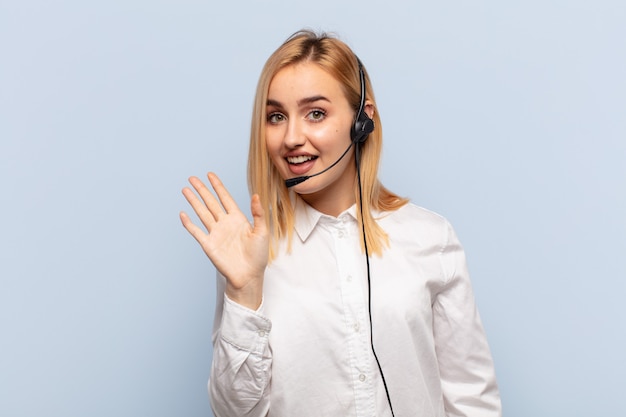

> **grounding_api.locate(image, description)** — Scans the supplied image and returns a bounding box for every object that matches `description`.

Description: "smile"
[286,155,317,164]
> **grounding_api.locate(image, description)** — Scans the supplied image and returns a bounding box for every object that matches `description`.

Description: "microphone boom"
[284,142,354,188]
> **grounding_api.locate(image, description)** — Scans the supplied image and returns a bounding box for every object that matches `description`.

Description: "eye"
[307,109,326,122]
[267,112,285,124]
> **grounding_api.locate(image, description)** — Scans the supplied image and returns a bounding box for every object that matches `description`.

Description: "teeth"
[287,155,314,164]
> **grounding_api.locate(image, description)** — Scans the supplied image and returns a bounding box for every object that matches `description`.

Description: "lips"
[285,154,318,176]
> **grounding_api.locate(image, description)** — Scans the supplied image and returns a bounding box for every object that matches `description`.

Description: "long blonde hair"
[248,30,408,260]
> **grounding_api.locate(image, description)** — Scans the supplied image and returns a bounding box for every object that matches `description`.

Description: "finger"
[179,211,209,245]
[207,172,240,214]
[188,176,226,221]
[182,185,217,230]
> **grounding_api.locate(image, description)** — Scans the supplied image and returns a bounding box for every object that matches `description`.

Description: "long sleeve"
[208,273,272,417]
[433,221,502,417]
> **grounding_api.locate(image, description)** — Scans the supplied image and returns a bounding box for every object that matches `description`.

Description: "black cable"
[355,144,396,417]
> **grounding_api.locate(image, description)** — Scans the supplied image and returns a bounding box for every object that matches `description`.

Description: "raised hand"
[180,173,268,310]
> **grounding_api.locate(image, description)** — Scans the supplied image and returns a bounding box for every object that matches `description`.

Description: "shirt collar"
[293,194,358,242]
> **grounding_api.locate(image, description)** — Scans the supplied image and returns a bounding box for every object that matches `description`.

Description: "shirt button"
[338,230,345,238]
[353,322,360,332]
[258,330,266,337]
[346,275,352,282]
[359,374,366,382]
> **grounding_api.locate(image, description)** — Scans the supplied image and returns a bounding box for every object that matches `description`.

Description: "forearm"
[209,294,272,417]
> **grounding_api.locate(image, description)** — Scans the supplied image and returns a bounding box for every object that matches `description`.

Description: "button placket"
[332,215,376,415]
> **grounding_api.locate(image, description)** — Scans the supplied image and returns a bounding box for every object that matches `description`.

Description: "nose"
[283,119,306,149]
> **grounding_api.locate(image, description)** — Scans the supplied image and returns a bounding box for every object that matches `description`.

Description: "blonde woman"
[181,30,501,417]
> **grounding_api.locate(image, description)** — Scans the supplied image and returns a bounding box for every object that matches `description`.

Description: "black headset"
[283,54,395,416]
[285,57,374,188]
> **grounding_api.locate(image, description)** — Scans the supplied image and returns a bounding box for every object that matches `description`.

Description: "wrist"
[225,280,263,310]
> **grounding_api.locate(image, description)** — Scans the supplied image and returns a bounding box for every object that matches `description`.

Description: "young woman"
[181,30,501,417]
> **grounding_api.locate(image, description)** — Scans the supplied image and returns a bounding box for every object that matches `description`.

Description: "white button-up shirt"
[209,198,501,417]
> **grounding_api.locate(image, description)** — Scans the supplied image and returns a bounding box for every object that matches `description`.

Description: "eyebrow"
[266,95,330,108]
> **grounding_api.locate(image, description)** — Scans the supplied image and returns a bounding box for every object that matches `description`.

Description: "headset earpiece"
[351,58,374,144]
[352,113,374,144]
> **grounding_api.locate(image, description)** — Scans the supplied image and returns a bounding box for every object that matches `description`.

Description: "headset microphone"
[284,58,374,189]
[284,176,308,188]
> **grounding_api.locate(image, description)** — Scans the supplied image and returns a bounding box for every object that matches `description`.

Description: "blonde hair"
[248,30,408,260]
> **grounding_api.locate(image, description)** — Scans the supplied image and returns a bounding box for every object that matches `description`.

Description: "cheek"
[264,128,279,153]
[310,123,350,150]
[264,131,284,166]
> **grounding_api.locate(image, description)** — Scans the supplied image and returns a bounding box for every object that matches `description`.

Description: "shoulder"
[378,202,449,230]
[377,203,454,248]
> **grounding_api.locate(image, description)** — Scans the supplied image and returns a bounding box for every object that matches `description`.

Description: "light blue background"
[1,1,624,416]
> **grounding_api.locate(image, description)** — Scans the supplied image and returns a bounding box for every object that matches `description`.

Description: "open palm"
[180,173,268,309]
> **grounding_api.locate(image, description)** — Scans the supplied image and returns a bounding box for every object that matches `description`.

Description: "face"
[265,62,357,216]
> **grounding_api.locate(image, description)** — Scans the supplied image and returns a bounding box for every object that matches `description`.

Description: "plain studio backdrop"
[1,1,624,416]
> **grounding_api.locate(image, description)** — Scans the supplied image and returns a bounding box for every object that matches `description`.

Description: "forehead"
[267,62,347,102]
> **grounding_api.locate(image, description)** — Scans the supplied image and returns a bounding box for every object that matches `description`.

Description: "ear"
[364,101,375,119]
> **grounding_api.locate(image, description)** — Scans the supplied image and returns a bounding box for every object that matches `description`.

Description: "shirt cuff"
[220,294,272,356]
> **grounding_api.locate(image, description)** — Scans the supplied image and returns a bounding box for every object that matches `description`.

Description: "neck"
[299,168,358,217]
[300,192,356,217]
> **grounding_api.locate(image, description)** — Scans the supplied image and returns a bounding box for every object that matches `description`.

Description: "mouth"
[286,155,318,165]
[284,154,318,176]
